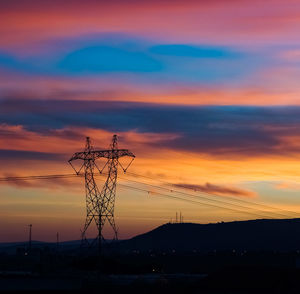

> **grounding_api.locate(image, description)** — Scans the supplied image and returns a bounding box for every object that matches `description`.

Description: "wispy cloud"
[275,182,300,191]
[174,182,257,198]
[0,173,80,191]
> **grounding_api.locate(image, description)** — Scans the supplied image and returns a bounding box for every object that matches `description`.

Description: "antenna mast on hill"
[68,135,135,254]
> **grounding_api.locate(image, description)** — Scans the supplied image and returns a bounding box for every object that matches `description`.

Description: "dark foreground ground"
[1,267,300,294]
[1,250,300,293]
[2,219,300,293]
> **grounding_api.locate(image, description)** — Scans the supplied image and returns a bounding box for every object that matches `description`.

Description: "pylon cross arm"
[93,149,135,159]
[68,151,110,162]
[68,150,135,162]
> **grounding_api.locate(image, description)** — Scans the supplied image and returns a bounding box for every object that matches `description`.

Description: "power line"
[126,172,300,218]
[117,183,279,219]
[116,175,293,219]
[0,172,299,219]
[97,172,300,219]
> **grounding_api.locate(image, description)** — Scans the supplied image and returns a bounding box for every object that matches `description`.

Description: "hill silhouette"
[121,218,300,252]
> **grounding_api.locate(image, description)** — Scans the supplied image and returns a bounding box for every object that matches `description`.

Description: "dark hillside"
[121,218,300,252]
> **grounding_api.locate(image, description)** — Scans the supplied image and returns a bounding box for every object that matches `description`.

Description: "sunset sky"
[1,0,300,242]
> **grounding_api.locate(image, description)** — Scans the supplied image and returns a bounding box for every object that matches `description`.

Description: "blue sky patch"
[58,46,163,73]
[150,44,237,58]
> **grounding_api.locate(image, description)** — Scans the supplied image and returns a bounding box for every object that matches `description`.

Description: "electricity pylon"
[68,135,135,254]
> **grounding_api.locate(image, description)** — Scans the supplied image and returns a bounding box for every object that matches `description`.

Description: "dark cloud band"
[1,99,300,157]
[0,149,64,161]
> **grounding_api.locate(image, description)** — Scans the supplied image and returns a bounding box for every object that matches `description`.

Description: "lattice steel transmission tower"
[68,135,135,254]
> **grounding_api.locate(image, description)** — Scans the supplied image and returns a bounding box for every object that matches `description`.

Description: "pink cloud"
[0,0,300,51]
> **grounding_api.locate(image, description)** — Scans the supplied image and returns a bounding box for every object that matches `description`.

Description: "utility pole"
[69,135,135,255]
